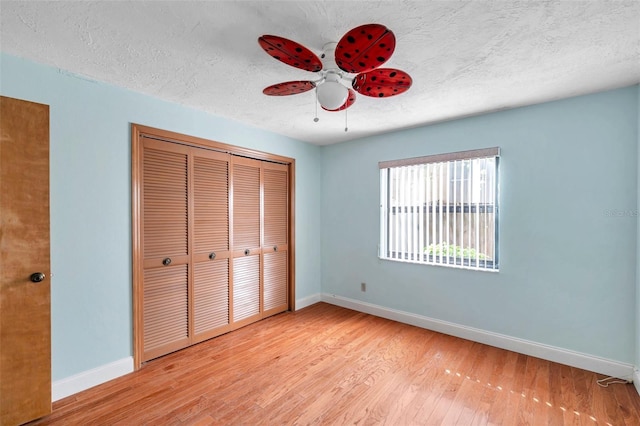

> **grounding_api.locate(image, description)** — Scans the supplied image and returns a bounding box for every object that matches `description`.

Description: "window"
[379,147,500,271]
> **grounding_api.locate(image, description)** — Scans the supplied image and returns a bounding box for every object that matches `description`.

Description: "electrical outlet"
[361,282,366,292]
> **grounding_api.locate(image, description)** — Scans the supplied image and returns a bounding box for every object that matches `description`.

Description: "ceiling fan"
[258,24,413,128]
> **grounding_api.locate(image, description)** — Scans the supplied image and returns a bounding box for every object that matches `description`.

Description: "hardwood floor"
[31,303,640,425]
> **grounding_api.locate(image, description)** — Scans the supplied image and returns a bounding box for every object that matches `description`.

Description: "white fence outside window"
[379,148,500,271]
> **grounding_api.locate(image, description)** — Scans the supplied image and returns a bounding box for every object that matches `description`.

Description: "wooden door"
[192,150,232,343]
[262,162,289,317]
[140,137,234,361]
[231,157,262,327]
[141,138,190,362]
[0,96,51,425]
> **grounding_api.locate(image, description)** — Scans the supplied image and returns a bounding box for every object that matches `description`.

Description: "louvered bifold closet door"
[142,138,190,361]
[192,150,231,343]
[262,162,289,316]
[231,157,262,327]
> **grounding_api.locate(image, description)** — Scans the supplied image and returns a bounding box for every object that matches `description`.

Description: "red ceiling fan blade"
[352,68,412,98]
[321,89,357,112]
[258,35,323,72]
[335,24,396,74]
[263,81,316,96]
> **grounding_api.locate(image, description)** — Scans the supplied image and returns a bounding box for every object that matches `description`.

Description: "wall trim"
[321,294,635,380]
[52,357,134,402]
[296,293,321,310]
[634,369,640,396]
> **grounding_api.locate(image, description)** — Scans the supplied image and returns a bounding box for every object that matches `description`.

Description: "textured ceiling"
[1,1,639,145]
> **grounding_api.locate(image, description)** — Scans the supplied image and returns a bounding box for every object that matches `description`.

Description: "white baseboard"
[52,357,134,402]
[51,294,318,401]
[296,293,321,310]
[51,297,639,401]
[321,293,635,380]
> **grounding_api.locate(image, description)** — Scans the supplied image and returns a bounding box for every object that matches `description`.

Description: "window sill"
[380,255,499,272]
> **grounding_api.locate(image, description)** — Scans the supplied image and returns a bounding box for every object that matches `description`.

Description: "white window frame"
[379,147,500,271]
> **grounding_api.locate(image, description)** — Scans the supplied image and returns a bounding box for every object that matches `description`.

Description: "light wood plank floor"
[31,303,640,425]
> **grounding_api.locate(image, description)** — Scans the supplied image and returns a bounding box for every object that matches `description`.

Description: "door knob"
[30,272,45,283]
[162,258,172,266]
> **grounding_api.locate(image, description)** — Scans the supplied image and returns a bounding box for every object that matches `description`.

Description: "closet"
[132,125,293,366]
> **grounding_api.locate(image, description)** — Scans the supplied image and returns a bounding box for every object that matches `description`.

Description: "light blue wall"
[0,53,323,380]
[636,84,640,371]
[2,50,639,381]
[321,86,639,363]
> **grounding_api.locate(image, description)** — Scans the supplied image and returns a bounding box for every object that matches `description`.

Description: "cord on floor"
[596,376,633,387]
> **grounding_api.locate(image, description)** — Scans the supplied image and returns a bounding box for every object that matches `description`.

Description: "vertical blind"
[379,148,500,271]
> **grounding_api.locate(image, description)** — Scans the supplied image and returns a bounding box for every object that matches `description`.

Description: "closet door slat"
[143,148,188,259]
[263,166,288,246]
[233,256,260,322]
[194,260,230,334]
[263,251,287,312]
[193,156,229,253]
[143,265,189,355]
[233,162,261,250]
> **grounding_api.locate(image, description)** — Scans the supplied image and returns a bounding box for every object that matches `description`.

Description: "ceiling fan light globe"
[317,81,348,110]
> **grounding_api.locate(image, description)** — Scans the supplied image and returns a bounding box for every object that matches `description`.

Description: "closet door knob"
[30,272,45,283]
[209,252,216,260]
[162,258,172,266]
[244,249,250,256]
[273,246,278,252]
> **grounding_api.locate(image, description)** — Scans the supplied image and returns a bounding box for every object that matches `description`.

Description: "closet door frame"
[132,124,296,370]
